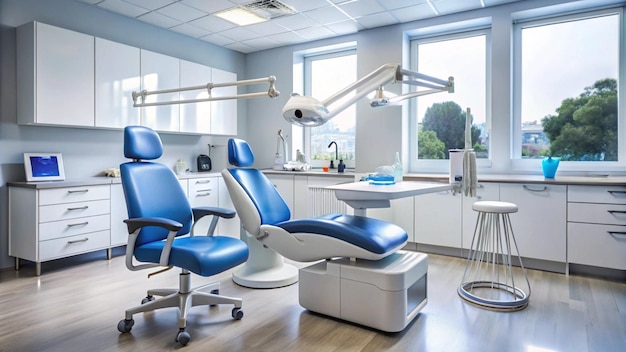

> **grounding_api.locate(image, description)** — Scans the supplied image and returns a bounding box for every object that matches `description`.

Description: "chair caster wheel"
[117,319,134,333]
[175,330,191,346]
[141,295,154,304]
[232,308,244,320]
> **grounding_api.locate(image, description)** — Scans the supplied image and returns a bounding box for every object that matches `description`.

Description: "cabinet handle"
[196,188,212,193]
[67,238,89,244]
[607,231,626,238]
[67,221,89,227]
[607,210,626,215]
[196,192,212,197]
[522,185,547,192]
[195,180,211,184]
[68,189,89,194]
[607,190,626,195]
[67,206,88,211]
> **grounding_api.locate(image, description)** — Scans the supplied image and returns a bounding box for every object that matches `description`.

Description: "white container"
[449,149,463,184]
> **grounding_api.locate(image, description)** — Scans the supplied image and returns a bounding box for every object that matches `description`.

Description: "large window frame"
[408,28,491,173]
[512,7,625,173]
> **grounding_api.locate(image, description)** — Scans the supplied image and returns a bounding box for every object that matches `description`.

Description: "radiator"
[307,185,348,217]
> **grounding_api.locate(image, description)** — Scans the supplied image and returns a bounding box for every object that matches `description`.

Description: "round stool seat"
[472,200,518,213]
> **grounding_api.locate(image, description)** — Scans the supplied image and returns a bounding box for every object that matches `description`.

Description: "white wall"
[0,0,248,269]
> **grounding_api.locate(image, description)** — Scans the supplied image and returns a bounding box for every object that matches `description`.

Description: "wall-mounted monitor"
[23,153,65,182]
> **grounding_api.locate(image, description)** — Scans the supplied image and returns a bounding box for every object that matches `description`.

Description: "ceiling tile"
[156,2,207,22]
[268,31,309,45]
[200,33,236,46]
[376,0,428,11]
[281,0,331,13]
[245,21,293,36]
[241,36,281,51]
[272,13,316,31]
[356,11,399,28]
[169,22,212,37]
[122,0,177,11]
[219,26,262,42]
[97,0,151,18]
[223,41,256,53]
[434,0,483,15]
[137,11,182,28]
[296,25,336,40]
[180,0,236,14]
[303,6,353,25]
[390,3,437,22]
[339,0,385,17]
[189,15,237,32]
[326,20,364,35]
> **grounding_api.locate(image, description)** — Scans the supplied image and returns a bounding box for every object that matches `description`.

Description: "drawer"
[567,202,626,225]
[39,214,110,241]
[188,177,218,206]
[39,199,110,223]
[39,185,110,205]
[567,222,626,270]
[568,185,626,204]
[39,230,110,261]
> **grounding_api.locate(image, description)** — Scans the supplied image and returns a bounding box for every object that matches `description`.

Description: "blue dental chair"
[222,138,428,332]
[116,126,249,346]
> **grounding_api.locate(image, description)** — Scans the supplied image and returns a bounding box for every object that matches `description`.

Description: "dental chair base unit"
[222,138,428,333]
[300,250,428,332]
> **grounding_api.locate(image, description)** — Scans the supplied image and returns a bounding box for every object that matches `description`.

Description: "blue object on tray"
[367,174,395,185]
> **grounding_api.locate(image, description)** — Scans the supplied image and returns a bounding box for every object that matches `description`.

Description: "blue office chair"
[116,126,249,346]
[221,138,407,263]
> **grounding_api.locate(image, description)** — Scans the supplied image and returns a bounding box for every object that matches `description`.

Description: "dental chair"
[222,138,429,332]
[116,126,249,346]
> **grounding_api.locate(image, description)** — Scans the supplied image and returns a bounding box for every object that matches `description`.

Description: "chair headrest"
[228,138,255,167]
[124,126,163,160]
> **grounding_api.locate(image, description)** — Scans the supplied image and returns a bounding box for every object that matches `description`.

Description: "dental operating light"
[131,76,279,107]
[282,63,454,127]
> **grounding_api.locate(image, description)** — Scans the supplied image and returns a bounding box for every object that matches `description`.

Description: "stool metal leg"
[459,211,531,311]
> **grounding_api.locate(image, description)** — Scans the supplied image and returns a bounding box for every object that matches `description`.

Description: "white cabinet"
[17,22,94,126]
[499,183,567,262]
[414,188,462,249]
[462,182,500,249]
[368,197,415,241]
[9,184,111,275]
[266,174,295,216]
[218,177,242,239]
[567,185,626,270]
[140,49,180,132]
[110,183,129,247]
[210,68,237,135]
[187,177,219,235]
[179,60,212,134]
[95,38,141,128]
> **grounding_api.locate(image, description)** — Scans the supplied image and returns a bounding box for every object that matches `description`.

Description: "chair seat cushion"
[135,236,249,276]
[276,213,408,255]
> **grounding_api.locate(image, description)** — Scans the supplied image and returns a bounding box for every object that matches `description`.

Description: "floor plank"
[0,249,624,352]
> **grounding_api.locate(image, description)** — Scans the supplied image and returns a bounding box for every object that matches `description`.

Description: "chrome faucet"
[328,141,338,169]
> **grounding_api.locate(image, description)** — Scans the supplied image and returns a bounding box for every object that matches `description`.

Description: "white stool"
[458,201,531,311]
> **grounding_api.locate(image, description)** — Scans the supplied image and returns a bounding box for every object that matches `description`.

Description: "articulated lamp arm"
[132,76,279,107]
[282,64,454,127]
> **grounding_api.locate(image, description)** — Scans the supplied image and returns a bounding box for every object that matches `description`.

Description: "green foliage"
[421,101,481,158]
[542,78,617,161]
[418,130,446,159]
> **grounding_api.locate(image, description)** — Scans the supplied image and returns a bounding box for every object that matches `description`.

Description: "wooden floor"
[0,249,624,352]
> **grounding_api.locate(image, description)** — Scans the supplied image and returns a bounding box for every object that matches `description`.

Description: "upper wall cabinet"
[17,22,95,126]
[179,60,212,134]
[140,49,180,132]
[95,38,140,128]
[210,68,237,135]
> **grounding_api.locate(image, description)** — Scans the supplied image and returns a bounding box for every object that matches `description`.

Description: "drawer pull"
[67,221,89,227]
[67,206,89,211]
[196,192,212,197]
[607,210,626,215]
[67,189,89,194]
[607,231,626,238]
[196,188,212,193]
[195,180,211,184]
[522,185,547,192]
[67,238,89,244]
[607,190,626,195]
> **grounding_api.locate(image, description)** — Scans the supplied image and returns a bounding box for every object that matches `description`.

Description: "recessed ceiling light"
[215,7,268,26]
[215,0,297,26]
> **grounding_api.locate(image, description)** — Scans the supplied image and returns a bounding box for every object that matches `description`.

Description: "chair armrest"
[123,217,183,234]
[192,207,236,221]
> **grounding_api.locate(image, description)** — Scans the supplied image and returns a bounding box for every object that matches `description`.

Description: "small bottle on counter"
[393,152,403,183]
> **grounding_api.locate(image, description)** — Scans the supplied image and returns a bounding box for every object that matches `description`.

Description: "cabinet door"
[179,60,212,134]
[140,50,180,132]
[218,177,241,239]
[414,189,462,248]
[499,183,567,262]
[110,184,129,247]
[210,68,237,135]
[34,22,95,126]
[462,182,500,249]
[95,38,140,128]
[188,177,219,235]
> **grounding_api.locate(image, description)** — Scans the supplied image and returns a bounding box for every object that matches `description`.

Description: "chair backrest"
[120,126,192,247]
[222,138,290,236]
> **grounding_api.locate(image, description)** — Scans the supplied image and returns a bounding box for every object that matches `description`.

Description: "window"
[409,30,489,171]
[302,49,357,167]
[514,9,621,162]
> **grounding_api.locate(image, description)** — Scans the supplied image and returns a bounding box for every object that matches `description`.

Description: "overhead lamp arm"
[132,76,279,108]
[282,63,454,127]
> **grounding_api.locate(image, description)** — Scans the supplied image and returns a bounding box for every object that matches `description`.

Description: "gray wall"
[0,0,248,269]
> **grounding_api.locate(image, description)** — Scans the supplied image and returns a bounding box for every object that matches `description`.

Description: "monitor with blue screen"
[23,153,65,182]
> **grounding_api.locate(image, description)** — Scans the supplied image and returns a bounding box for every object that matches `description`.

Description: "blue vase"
[542,156,560,178]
